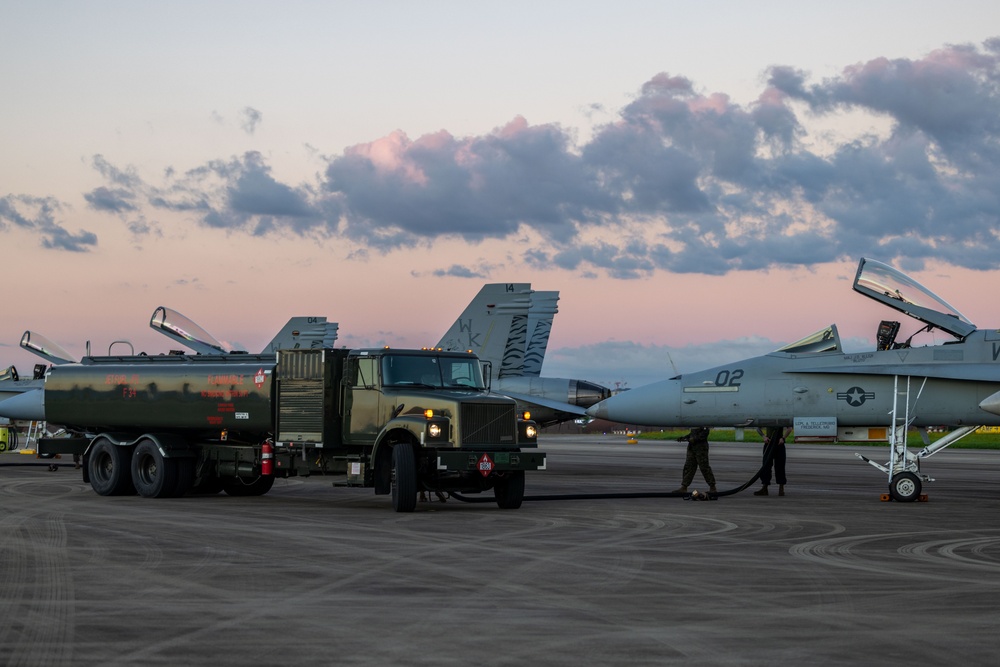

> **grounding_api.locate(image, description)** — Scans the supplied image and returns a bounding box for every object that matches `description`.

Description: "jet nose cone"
[585,380,681,426]
[586,399,608,421]
[980,389,1000,417]
[0,388,46,421]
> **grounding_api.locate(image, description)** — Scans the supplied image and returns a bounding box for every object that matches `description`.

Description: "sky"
[2,1,1000,389]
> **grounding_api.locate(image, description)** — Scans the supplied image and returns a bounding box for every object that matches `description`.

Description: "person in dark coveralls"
[754,426,791,496]
[673,426,716,494]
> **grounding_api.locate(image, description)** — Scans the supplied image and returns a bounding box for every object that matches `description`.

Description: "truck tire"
[190,474,224,495]
[391,444,417,513]
[493,470,525,509]
[131,440,178,498]
[221,475,275,497]
[170,458,195,497]
[89,439,136,496]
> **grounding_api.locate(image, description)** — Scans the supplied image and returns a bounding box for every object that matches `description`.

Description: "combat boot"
[778,485,785,496]
[709,486,717,494]
[672,485,688,494]
[753,485,768,496]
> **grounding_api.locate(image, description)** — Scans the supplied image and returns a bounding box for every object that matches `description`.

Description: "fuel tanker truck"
[25,347,544,511]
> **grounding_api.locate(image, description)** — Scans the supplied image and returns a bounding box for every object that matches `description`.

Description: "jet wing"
[787,363,1000,383]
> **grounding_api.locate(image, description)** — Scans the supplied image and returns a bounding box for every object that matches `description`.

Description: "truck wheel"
[493,470,525,509]
[170,458,195,497]
[131,440,178,498]
[391,444,417,513]
[89,439,136,496]
[221,475,275,497]
[190,475,224,495]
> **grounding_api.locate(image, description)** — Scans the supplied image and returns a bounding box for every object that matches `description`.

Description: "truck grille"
[461,403,516,446]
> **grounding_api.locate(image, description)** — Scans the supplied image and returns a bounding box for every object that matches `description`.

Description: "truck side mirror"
[481,360,492,391]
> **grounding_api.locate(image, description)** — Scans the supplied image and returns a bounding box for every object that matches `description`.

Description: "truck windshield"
[381,354,485,390]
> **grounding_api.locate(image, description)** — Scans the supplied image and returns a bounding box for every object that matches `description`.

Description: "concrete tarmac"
[2,434,999,666]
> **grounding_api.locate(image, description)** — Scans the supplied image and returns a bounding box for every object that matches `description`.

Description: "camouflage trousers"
[681,441,716,487]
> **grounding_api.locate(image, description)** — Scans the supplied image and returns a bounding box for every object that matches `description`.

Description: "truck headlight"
[428,423,442,438]
[525,425,537,439]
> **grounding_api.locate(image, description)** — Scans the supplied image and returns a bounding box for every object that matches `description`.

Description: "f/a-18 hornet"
[588,258,1000,502]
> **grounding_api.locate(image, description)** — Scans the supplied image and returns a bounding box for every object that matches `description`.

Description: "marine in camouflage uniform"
[674,426,716,493]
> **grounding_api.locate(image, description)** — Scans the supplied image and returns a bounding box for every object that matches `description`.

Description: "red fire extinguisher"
[261,440,274,476]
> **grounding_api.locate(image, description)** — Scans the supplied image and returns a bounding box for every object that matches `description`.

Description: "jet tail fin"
[437,283,531,381]
[261,317,339,353]
[523,290,559,377]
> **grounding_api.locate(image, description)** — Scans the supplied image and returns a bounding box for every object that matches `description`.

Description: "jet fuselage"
[589,330,1000,428]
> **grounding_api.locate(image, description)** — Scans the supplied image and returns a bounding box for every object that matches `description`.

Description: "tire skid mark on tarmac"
[790,529,1000,582]
[88,507,700,663]
[0,514,74,667]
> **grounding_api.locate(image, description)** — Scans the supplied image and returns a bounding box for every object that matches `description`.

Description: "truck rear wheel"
[89,439,136,496]
[493,470,525,509]
[391,444,417,513]
[190,474,224,495]
[170,458,195,497]
[221,475,275,497]
[132,440,178,499]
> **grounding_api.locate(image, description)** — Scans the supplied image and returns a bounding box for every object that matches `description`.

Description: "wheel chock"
[879,492,929,502]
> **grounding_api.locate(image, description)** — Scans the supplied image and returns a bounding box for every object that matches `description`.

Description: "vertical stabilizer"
[261,317,339,353]
[437,283,531,381]
[522,291,559,377]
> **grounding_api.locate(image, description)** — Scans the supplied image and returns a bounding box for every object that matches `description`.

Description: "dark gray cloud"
[0,194,97,252]
[430,264,491,279]
[240,107,262,135]
[84,186,138,213]
[88,151,324,239]
[13,38,1000,274]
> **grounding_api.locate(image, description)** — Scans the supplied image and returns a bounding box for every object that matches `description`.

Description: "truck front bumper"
[436,450,546,473]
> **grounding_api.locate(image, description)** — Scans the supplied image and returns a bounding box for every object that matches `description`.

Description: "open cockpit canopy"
[852,258,976,340]
[149,306,228,355]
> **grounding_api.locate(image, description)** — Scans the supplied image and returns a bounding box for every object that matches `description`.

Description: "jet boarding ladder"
[857,375,980,501]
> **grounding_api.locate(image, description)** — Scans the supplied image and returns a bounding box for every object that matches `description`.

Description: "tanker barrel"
[44,359,276,436]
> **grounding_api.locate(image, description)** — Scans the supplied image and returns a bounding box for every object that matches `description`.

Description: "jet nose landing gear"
[888,472,922,502]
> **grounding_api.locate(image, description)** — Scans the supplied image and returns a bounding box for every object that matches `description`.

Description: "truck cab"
[274,348,544,511]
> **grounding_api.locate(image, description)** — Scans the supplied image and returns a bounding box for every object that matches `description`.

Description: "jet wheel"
[889,472,921,502]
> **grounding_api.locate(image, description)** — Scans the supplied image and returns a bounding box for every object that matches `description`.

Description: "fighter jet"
[587,258,1000,501]
[0,331,77,408]
[437,283,610,426]
[150,306,339,354]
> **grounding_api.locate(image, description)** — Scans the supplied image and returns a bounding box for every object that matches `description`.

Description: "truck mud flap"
[37,437,89,457]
